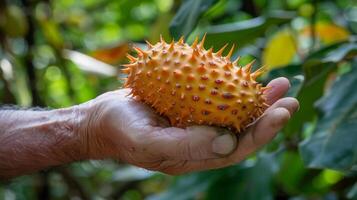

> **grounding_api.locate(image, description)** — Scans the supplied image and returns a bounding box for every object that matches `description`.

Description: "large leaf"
[284,41,357,136]
[202,11,294,50]
[299,62,357,172]
[169,0,218,39]
[284,62,335,136]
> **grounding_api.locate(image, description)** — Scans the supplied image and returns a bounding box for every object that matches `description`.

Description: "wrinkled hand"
[78,77,299,175]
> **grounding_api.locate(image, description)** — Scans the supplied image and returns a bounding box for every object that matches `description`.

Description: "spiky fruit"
[122,35,269,132]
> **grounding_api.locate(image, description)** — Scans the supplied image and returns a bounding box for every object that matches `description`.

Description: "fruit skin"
[122,35,269,133]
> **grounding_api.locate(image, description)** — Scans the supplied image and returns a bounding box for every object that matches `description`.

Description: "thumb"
[211,128,238,155]
[156,126,237,160]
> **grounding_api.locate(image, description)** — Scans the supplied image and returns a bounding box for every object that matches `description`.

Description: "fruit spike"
[122,35,269,133]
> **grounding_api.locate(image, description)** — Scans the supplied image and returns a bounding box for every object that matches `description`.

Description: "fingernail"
[212,134,236,155]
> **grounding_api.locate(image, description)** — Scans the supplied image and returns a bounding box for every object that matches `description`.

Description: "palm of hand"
[87,77,298,175]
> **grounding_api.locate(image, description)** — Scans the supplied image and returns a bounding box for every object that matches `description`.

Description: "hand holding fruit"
[0,37,299,179]
[78,77,298,175]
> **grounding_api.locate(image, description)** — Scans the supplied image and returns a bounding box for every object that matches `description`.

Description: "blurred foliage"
[0,0,356,199]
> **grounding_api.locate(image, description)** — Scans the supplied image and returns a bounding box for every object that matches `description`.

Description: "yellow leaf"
[301,22,350,45]
[91,43,129,64]
[40,20,64,49]
[262,29,297,70]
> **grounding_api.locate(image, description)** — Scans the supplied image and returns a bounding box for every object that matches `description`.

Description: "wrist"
[74,101,118,160]
[48,107,90,163]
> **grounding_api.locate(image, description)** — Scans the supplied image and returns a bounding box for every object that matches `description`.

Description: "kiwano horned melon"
[122,35,269,132]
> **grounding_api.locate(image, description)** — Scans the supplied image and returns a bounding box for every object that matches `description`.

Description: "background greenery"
[0,0,356,199]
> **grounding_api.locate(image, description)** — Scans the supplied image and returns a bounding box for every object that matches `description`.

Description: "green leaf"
[284,41,357,136]
[169,0,218,39]
[263,64,304,97]
[284,62,335,136]
[347,182,357,199]
[277,151,306,194]
[148,170,219,200]
[39,20,64,49]
[201,11,294,50]
[307,41,357,63]
[149,153,279,200]
[299,62,357,172]
[205,153,279,200]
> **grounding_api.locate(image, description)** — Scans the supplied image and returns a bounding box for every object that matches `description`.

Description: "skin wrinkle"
[0,109,84,179]
[70,105,89,160]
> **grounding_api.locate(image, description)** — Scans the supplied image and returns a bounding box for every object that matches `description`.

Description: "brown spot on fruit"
[201,110,211,115]
[215,79,223,84]
[192,95,200,101]
[242,81,249,87]
[205,99,212,104]
[198,85,205,90]
[222,92,234,99]
[201,75,208,80]
[211,89,218,95]
[217,104,229,110]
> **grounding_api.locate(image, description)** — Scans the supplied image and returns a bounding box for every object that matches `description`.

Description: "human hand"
[77,77,299,175]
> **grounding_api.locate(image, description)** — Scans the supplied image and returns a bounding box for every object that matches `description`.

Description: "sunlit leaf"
[112,166,155,182]
[301,22,350,45]
[39,20,64,49]
[91,43,129,64]
[262,29,297,70]
[63,49,117,77]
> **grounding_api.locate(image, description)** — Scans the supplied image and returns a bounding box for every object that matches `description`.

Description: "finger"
[150,126,237,160]
[236,107,290,154]
[173,107,292,174]
[265,77,290,105]
[264,97,299,115]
